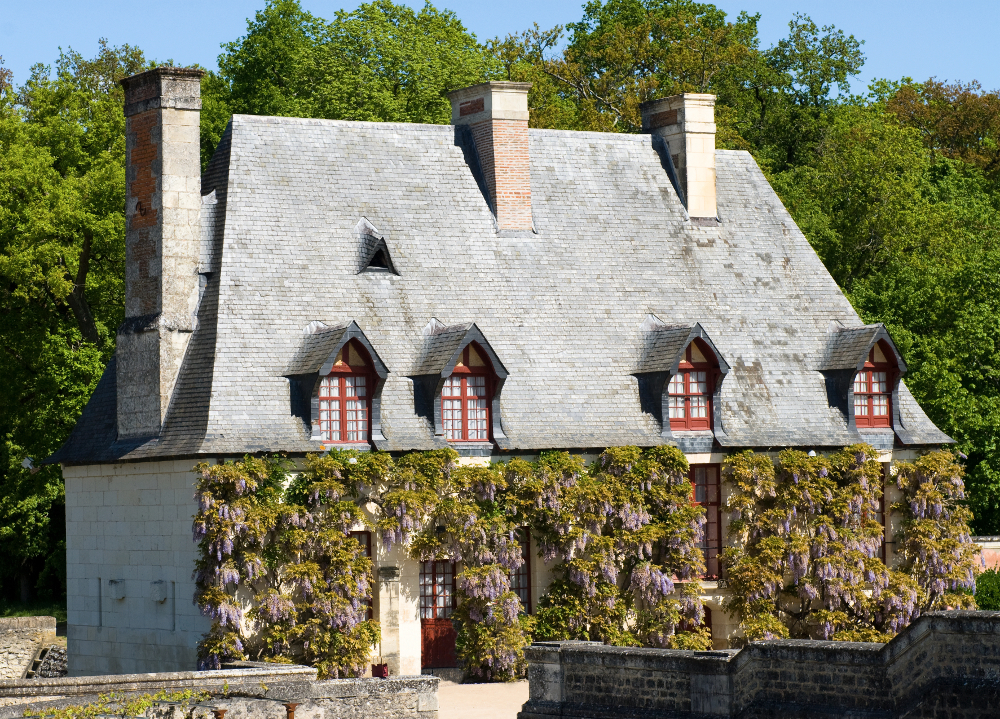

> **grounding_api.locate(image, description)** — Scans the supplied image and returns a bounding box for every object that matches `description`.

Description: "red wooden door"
[420,560,457,668]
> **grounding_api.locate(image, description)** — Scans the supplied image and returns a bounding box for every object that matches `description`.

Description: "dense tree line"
[1,0,998,601]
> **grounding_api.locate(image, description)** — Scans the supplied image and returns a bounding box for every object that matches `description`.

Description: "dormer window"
[854,340,895,428]
[442,343,493,441]
[668,340,718,431]
[318,339,373,442]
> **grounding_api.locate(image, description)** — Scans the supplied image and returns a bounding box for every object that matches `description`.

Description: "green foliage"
[0,41,149,599]
[975,569,1000,611]
[201,0,498,163]
[528,446,711,651]
[892,451,980,611]
[23,690,211,719]
[193,453,380,678]
[722,446,919,642]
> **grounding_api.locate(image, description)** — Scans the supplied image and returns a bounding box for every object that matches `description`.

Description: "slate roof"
[50,114,951,464]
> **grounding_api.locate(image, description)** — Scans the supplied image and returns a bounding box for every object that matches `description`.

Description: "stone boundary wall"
[0,617,56,680]
[0,662,437,719]
[519,611,1000,719]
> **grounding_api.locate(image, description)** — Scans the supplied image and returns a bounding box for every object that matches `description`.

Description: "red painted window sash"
[318,341,373,443]
[419,560,456,619]
[443,346,492,442]
[690,465,722,579]
[854,347,894,429]
[669,345,715,432]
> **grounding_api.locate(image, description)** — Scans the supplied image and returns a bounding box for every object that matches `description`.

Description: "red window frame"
[318,340,373,443]
[510,529,531,613]
[442,344,493,442]
[668,341,717,431]
[854,341,895,428]
[349,530,374,620]
[419,560,456,619]
[690,464,721,579]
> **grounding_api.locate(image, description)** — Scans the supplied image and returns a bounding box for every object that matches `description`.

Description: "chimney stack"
[449,82,533,231]
[641,94,717,219]
[117,67,204,440]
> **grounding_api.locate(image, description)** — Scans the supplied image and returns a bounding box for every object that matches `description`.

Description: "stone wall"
[519,611,1000,719]
[0,617,56,679]
[0,662,437,719]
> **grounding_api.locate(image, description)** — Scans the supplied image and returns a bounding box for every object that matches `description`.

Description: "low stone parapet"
[519,611,1000,719]
[0,663,437,719]
[0,617,57,679]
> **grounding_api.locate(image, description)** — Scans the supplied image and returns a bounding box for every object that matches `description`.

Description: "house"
[50,67,951,676]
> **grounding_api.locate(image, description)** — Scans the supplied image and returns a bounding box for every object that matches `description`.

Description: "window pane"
[854,373,868,394]
[467,398,488,439]
[693,371,707,395]
[346,399,368,441]
[443,399,461,439]
[668,396,685,418]
[855,394,869,416]
[691,395,708,418]
[668,375,684,395]
[873,394,889,416]
[694,467,706,503]
[467,375,486,397]
[872,372,887,394]
[346,375,366,398]
[443,376,461,397]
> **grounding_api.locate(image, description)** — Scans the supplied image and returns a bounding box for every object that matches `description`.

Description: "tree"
[888,79,1000,180]
[201,0,497,163]
[0,41,147,601]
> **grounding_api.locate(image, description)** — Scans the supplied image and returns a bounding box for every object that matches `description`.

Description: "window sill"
[318,442,372,452]
[446,441,494,457]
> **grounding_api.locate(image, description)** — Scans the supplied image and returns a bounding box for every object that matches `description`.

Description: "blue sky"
[2,0,998,93]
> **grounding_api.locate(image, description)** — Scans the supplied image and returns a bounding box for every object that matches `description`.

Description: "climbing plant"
[721,446,977,643]
[527,446,711,650]
[891,451,979,611]
[192,445,712,678]
[192,454,379,676]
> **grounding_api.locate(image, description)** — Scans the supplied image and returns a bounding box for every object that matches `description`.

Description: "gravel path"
[438,680,529,719]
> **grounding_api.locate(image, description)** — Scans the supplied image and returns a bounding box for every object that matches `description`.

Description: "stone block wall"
[63,459,211,675]
[0,617,56,679]
[519,611,1000,719]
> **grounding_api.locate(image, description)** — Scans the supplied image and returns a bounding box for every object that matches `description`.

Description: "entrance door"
[420,560,457,668]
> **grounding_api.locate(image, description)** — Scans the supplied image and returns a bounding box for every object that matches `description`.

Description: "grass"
[23,690,212,719]
[0,599,67,623]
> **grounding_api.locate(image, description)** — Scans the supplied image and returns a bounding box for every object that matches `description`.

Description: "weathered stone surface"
[0,617,56,679]
[0,664,436,719]
[519,611,1000,719]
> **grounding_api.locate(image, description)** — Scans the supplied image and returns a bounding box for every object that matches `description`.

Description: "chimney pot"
[449,82,533,231]
[117,67,204,440]
[641,93,717,219]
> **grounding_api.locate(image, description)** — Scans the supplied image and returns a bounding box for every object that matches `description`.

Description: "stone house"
[50,67,951,676]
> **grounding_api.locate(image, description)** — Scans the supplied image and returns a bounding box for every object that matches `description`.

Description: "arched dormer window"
[318,339,374,442]
[853,340,897,429]
[668,339,720,432]
[442,343,495,441]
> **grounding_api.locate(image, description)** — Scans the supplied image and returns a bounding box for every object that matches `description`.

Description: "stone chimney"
[448,82,533,231]
[117,67,204,440]
[641,94,717,219]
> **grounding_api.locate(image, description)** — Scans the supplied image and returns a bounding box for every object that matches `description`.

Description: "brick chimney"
[448,82,533,231]
[117,67,204,440]
[641,94,717,219]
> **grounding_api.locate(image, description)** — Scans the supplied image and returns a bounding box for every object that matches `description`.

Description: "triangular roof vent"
[355,217,398,275]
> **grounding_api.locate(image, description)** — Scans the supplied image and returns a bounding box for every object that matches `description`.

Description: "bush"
[975,569,1000,610]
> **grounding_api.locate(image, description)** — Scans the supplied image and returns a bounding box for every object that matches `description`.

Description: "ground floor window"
[510,530,531,612]
[691,465,721,578]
